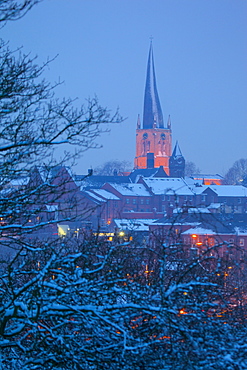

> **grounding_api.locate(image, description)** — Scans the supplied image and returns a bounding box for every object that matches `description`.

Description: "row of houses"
[3,166,247,252]
[79,172,247,227]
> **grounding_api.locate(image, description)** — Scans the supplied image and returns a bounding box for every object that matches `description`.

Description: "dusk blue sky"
[2,0,247,175]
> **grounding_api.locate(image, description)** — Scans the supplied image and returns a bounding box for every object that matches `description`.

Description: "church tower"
[134,42,172,174]
[169,141,185,177]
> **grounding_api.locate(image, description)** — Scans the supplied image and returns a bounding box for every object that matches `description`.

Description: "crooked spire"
[143,42,164,129]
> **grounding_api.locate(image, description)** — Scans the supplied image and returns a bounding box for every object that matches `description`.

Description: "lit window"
[240,239,244,247]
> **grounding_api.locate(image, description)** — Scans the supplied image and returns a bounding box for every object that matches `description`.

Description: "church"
[134,42,185,178]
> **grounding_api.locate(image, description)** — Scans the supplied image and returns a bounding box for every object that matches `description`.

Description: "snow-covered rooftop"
[207,203,222,209]
[188,184,247,197]
[235,227,247,235]
[46,205,58,212]
[84,191,106,203]
[191,174,224,180]
[8,177,29,187]
[107,183,151,197]
[113,218,156,231]
[191,185,209,195]
[142,177,193,195]
[173,207,210,214]
[182,227,216,235]
[90,189,120,200]
[209,185,247,197]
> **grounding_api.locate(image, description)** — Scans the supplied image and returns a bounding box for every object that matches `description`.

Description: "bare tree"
[0,40,122,246]
[224,158,247,185]
[0,0,123,260]
[0,0,40,23]
[184,160,200,177]
[94,159,132,176]
[1,227,247,369]
[0,44,121,172]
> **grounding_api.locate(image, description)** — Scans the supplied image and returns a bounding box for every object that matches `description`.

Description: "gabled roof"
[191,174,224,180]
[83,190,106,204]
[192,185,215,195]
[141,177,192,195]
[153,212,244,234]
[6,177,29,187]
[89,189,120,200]
[33,165,74,181]
[192,184,247,197]
[182,227,217,235]
[209,185,247,197]
[104,183,152,197]
[129,166,168,182]
[76,174,131,190]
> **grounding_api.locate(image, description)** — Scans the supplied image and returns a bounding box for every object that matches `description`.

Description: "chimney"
[147,153,154,169]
